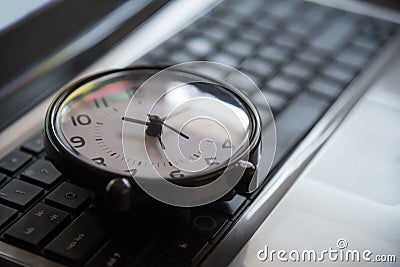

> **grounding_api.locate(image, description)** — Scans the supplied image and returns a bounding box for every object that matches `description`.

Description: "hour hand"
[157,135,165,150]
[122,116,149,126]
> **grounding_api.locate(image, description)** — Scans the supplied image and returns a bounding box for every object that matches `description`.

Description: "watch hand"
[157,135,165,150]
[147,114,189,140]
[122,117,149,125]
[162,122,189,139]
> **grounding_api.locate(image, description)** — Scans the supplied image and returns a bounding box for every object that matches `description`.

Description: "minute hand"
[122,117,148,125]
[162,122,189,139]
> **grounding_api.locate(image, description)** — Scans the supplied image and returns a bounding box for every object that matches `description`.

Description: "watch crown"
[105,178,133,214]
[235,160,258,193]
[237,160,256,170]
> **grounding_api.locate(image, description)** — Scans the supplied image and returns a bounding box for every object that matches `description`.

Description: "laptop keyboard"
[0,0,397,266]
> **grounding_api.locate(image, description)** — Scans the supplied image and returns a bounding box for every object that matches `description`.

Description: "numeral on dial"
[94,97,108,108]
[71,114,91,126]
[92,157,106,166]
[222,139,232,148]
[205,157,219,166]
[70,136,86,148]
[170,170,184,179]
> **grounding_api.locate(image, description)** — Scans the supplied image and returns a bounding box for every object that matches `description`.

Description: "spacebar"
[273,91,330,165]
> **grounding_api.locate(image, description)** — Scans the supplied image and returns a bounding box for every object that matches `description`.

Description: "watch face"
[51,68,257,183]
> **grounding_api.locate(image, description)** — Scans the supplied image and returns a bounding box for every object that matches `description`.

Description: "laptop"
[0,0,399,266]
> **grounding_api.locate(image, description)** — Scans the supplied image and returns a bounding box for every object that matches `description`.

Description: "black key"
[308,77,344,99]
[225,40,253,57]
[86,218,159,267]
[190,209,228,240]
[337,47,370,69]
[156,232,209,264]
[297,48,326,66]
[0,204,17,228]
[245,72,264,88]
[239,26,264,43]
[21,133,44,154]
[0,150,32,174]
[353,32,383,51]
[46,182,90,211]
[0,172,7,185]
[0,179,43,209]
[21,159,61,188]
[209,194,247,219]
[144,255,187,267]
[274,91,330,164]
[323,62,357,84]
[372,19,396,36]
[283,60,314,81]
[268,0,299,18]
[201,24,229,42]
[268,74,301,95]
[224,71,258,95]
[258,44,289,64]
[309,16,357,52]
[286,17,318,36]
[242,57,275,79]
[169,50,194,63]
[256,13,281,31]
[274,32,302,50]
[4,203,68,246]
[260,90,288,113]
[208,52,240,67]
[45,212,107,263]
[186,36,214,57]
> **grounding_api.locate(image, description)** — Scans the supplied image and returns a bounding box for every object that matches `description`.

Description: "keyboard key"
[45,212,108,263]
[0,150,32,174]
[323,62,357,84]
[337,46,370,69]
[21,133,44,154]
[144,255,187,267]
[86,217,160,267]
[208,51,240,67]
[268,0,299,18]
[0,172,7,185]
[258,44,289,64]
[190,209,228,240]
[260,90,288,113]
[274,32,302,50]
[286,17,318,36]
[309,16,357,52]
[186,36,214,57]
[209,194,247,219]
[283,60,314,81]
[224,71,258,95]
[225,40,254,57]
[297,47,326,66]
[156,232,209,263]
[308,77,344,99]
[239,27,264,43]
[21,159,61,188]
[242,57,275,79]
[46,182,90,211]
[201,24,229,42]
[4,203,68,246]
[268,74,301,95]
[372,19,396,36]
[0,204,17,228]
[0,179,43,209]
[274,92,330,164]
[353,32,383,51]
